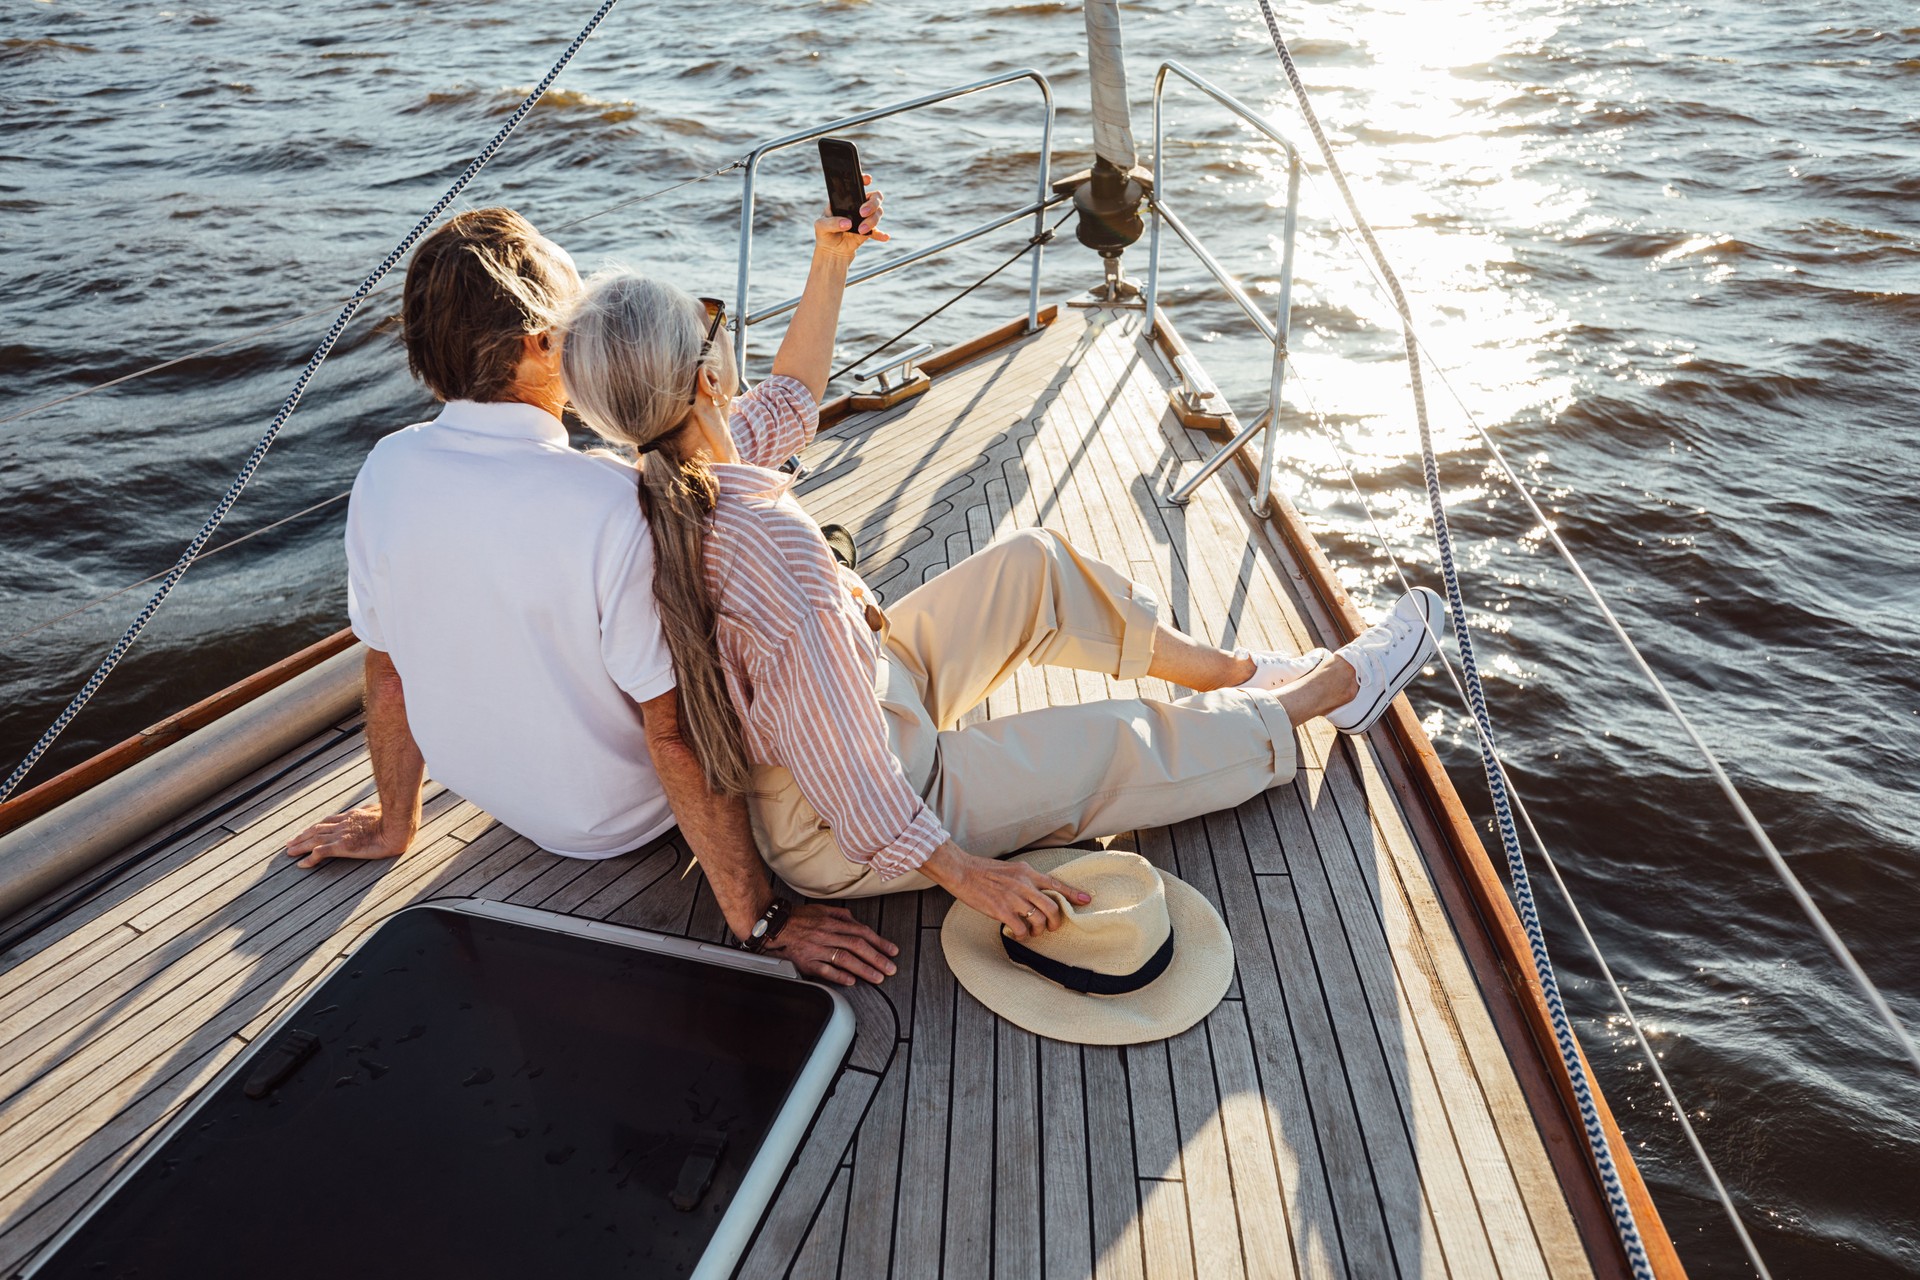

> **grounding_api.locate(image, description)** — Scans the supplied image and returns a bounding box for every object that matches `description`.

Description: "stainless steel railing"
[1145,60,1303,517]
[732,70,1057,379]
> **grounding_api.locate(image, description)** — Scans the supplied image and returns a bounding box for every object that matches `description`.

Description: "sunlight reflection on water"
[4,1,1919,1272]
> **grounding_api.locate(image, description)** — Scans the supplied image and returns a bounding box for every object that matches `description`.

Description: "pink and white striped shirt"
[705,375,949,880]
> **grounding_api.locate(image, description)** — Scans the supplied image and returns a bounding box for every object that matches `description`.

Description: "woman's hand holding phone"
[776,154,889,399]
[815,172,888,261]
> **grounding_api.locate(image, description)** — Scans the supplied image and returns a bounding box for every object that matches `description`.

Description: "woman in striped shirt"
[559,201,1440,954]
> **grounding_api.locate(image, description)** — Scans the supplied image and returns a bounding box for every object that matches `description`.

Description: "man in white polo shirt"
[284,206,895,987]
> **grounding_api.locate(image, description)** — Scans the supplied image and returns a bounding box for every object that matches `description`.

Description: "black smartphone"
[818,137,867,234]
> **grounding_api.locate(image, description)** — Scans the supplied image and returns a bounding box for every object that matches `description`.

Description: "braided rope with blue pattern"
[1248,4,1655,1275]
[1,0,625,803]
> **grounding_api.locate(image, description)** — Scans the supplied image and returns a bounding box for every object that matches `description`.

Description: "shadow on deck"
[0,306,1590,1280]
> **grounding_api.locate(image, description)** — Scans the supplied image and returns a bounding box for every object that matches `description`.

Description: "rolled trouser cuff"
[1115,576,1162,681]
[1243,687,1300,783]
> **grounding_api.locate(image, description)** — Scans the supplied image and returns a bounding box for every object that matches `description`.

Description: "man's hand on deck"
[283,803,415,868]
[765,904,899,988]
[287,648,425,869]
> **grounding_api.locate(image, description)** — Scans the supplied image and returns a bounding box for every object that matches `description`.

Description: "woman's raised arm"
[769,174,888,402]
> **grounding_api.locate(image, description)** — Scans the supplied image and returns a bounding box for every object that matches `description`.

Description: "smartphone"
[818,137,867,234]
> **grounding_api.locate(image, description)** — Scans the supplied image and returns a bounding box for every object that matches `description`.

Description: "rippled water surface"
[4,0,1918,1272]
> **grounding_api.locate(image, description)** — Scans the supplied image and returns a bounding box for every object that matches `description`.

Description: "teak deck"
[0,305,1599,1278]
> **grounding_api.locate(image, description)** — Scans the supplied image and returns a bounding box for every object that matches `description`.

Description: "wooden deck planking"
[844,1028,913,1278]
[788,1164,853,1280]
[1166,1017,1249,1278]
[0,304,1596,1279]
[1338,757,1591,1275]
[944,985,998,1280]
[1210,1002,1300,1275]
[993,1015,1044,1280]
[1285,766,1534,1278]
[738,1064,880,1276]
[893,917,956,1280]
[0,723,360,960]
[0,730,375,995]
[1039,1037,1095,1279]
[1086,1045,1146,1280]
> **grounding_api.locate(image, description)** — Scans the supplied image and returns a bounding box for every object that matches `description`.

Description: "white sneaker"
[1235,646,1332,692]
[1326,587,1445,734]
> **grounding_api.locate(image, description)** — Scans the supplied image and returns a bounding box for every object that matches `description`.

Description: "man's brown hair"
[401,207,576,403]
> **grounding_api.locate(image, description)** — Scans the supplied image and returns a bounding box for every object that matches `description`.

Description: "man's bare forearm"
[638,690,772,939]
[365,649,425,849]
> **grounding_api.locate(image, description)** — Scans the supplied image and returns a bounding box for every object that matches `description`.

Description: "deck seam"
[0,305,1599,1279]
[0,783,468,1128]
[1280,778,1464,1279]
[0,813,523,1241]
[1308,768,1516,1275]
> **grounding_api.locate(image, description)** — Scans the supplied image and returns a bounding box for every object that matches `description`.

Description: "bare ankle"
[1276,653,1360,722]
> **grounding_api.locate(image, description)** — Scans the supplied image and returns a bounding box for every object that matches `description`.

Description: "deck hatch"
[24,901,851,1280]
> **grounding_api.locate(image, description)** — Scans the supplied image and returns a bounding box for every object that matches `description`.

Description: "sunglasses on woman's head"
[690,296,727,404]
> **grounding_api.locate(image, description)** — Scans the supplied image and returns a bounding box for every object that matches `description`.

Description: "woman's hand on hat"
[815,173,890,259]
[922,841,1092,940]
[766,903,901,987]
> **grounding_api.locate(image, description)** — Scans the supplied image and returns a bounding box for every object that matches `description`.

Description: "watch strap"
[742,895,794,953]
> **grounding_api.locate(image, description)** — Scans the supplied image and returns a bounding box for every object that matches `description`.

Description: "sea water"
[3,1,1917,1272]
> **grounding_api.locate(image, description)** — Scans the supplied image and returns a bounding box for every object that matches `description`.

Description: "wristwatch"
[742,896,794,954]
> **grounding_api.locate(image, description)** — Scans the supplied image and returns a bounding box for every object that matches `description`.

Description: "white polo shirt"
[344,399,677,857]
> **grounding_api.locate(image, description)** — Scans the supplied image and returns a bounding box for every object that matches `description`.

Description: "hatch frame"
[19,897,858,1280]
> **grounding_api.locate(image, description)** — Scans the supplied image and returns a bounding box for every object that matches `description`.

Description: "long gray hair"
[560,272,752,797]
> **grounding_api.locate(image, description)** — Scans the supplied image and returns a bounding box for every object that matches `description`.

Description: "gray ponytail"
[560,272,753,797]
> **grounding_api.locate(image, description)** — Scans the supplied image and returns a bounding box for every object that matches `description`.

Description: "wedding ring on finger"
[828,948,840,967]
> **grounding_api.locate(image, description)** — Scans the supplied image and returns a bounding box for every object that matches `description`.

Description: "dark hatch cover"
[30,904,837,1279]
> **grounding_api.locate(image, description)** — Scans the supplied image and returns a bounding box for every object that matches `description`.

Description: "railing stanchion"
[1170,409,1270,505]
[1149,60,1305,507]
[733,162,757,391]
[1028,81,1055,332]
[729,70,1056,376]
[1145,70,1164,340]
[1253,149,1300,518]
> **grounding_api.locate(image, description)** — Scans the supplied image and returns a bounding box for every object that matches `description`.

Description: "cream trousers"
[747,528,1298,897]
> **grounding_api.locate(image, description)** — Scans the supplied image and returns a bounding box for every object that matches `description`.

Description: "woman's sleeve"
[728,375,819,470]
[755,602,950,879]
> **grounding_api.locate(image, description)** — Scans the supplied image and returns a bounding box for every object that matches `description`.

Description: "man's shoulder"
[360,421,641,504]
[362,417,436,457]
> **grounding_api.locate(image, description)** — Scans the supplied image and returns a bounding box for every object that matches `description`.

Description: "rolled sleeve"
[345,578,386,651]
[728,375,819,469]
[757,602,951,878]
[868,806,947,880]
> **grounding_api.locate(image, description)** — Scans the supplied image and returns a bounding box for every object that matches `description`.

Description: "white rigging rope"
[1258,42,1920,1086]
[1245,4,1655,1272]
[1283,364,1776,1279]
[0,0,629,802]
[1,490,353,649]
[0,161,744,435]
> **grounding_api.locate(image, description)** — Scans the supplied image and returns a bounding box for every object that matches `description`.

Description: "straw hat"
[940,848,1234,1046]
